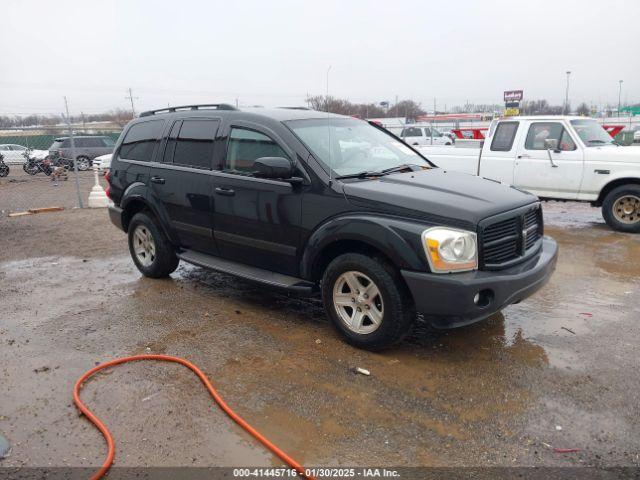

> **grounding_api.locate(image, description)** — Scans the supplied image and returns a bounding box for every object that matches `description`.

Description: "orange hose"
[73,354,314,480]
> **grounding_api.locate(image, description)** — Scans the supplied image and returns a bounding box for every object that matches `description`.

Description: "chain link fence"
[0,126,121,216]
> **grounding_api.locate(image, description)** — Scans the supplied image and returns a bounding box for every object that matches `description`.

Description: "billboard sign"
[504,90,524,102]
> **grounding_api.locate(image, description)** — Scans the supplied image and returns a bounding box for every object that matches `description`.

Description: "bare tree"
[576,102,590,116]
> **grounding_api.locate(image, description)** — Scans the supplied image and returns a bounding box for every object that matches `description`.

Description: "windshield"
[570,119,614,146]
[287,118,430,177]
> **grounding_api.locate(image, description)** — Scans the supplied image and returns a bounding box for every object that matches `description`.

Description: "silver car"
[48,136,115,170]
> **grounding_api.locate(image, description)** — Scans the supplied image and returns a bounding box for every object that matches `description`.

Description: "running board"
[177,249,316,293]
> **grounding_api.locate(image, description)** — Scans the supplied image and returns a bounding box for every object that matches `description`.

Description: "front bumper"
[401,236,558,329]
[108,205,124,232]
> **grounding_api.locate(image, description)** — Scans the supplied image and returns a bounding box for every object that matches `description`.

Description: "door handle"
[150,176,165,184]
[517,154,531,159]
[215,187,235,196]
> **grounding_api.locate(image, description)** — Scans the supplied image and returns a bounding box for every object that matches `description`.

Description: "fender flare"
[300,214,428,280]
[120,184,178,244]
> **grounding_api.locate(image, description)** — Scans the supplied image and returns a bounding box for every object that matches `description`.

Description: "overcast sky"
[1,0,638,116]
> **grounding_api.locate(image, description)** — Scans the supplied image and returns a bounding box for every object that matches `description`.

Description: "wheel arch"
[120,194,177,245]
[301,214,427,281]
[594,177,640,206]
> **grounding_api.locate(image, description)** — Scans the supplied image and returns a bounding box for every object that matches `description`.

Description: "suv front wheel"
[322,253,416,350]
[128,212,179,277]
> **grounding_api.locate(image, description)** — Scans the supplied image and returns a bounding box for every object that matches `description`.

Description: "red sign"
[504,90,523,102]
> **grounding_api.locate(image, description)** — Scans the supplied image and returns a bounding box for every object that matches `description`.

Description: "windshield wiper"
[587,139,609,144]
[380,163,424,174]
[335,170,386,180]
[336,164,425,180]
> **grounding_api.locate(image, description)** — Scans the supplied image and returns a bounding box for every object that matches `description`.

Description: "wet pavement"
[0,202,639,472]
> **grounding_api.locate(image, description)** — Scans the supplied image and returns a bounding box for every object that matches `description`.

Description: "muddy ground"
[0,178,639,476]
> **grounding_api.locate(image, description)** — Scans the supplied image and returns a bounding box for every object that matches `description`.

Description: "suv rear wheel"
[602,184,640,233]
[128,212,179,277]
[322,253,415,350]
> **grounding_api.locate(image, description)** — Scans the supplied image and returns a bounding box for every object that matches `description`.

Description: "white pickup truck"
[417,116,640,232]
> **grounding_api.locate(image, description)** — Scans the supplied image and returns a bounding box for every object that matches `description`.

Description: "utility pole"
[64,96,83,209]
[564,71,571,115]
[395,95,399,118]
[235,98,239,108]
[618,80,623,117]
[125,87,138,117]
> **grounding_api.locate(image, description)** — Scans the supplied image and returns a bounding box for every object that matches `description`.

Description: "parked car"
[633,126,640,143]
[417,116,640,233]
[48,136,115,171]
[106,104,557,350]
[92,153,112,170]
[0,144,48,164]
[399,125,452,146]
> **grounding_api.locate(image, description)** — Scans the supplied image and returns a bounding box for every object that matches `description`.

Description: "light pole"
[564,71,571,115]
[618,80,623,117]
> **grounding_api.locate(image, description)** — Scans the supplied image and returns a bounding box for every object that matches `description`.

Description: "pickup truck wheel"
[602,185,640,233]
[322,253,416,350]
[128,212,179,277]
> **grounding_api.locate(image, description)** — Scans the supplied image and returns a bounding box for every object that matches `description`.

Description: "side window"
[10,145,26,151]
[525,122,574,151]
[490,122,519,151]
[423,128,431,137]
[119,120,164,162]
[75,138,89,148]
[102,137,115,147]
[559,129,576,151]
[225,127,288,174]
[402,127,422,137]
[0,146,9,151]
[172,119,218,169]
[162,121,181,163]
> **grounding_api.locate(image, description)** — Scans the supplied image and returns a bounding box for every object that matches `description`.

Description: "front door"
[210,124,302,275]
[513,121,584,199]
[149,118,220,255]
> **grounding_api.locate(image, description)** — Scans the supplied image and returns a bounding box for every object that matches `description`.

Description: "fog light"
[473,289,494,308]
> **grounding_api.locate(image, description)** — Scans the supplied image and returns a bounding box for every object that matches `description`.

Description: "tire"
[24,163,38,175]
[0,165,8,177]
[76,156,91,171]
[128,212,179,277]
[602,184,640,233]
[321,253,416,350]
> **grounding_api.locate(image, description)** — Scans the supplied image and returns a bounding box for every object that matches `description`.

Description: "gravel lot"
[0,173,639,478]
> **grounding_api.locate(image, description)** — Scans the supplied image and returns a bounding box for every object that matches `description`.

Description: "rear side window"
[490,122,519,151]
[119,120,164,162]
[225,127,288,174]
[171,119,219,169]
[61,139,71,148]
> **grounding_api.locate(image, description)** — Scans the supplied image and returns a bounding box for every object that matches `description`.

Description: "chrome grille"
[481,205,542,269]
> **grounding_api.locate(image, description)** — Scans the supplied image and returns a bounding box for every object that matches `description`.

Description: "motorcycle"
[22,149,53,176]
[0,153,9,177]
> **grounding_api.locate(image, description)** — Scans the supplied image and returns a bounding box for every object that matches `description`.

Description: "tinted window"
[61,139,71,148]
[75,138,89,147]
[402,127,422,137]
[490,122,519,151]
[119,120,164,161]
[10,145,26,151]
[162,121,181,163]
[78,137,103,147]
[225,128,288,174]
[525,122,575,151]
[172,119,218,169]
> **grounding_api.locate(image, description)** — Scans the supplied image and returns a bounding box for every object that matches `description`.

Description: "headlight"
[422,227,478,273]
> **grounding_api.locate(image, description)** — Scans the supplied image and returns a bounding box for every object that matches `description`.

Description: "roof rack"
[139,103,238,117]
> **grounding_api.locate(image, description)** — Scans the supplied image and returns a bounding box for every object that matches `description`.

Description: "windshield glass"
[287,118,430,177]
[570,119,614,146]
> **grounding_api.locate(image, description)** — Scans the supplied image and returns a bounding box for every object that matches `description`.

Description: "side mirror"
[253,157,293,179]
[544,138,559,151]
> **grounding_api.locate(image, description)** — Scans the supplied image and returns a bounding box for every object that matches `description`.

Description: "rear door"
[210,122,302,275]
[513,121,584,199]
[149,118,220,255]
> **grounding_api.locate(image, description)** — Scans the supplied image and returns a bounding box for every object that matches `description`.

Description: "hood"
[583,145,640,164]
[343,169,537,227]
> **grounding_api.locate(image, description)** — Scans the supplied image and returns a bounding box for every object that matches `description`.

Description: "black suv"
[107,104,557,349]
